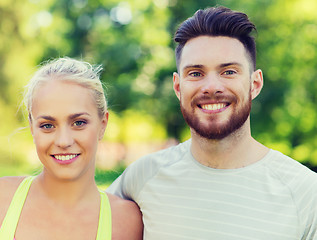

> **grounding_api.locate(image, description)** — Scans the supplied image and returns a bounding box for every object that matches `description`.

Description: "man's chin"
[192,126,233,140]
[185,117,233,140]
[181,98,252,140]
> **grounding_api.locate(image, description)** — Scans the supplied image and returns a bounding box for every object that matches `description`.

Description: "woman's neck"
[34,171,99,208]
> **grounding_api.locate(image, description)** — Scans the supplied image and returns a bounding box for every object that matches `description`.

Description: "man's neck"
[190,124,269,169]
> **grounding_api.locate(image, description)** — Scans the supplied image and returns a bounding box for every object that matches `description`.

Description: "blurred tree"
[0,0,44,167]
[253,0,317,167]
[1,0,317,169]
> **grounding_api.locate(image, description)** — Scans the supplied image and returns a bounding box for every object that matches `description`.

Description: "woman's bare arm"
[107,193,143,240]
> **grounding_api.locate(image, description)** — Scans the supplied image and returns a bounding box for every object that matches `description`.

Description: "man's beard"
[180,93,252,140]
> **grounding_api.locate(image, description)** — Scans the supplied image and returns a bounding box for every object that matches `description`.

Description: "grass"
[0,163,41,177]
[95,165,126,190]
[0,162,126,190]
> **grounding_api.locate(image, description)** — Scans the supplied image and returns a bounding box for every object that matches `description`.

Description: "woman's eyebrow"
[68,112,91,120]
[36,115,55,121]
[35,113,91,121]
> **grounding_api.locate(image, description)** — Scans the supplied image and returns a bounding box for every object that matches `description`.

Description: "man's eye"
[223,70,236,75]
[73,120,86,127]
[189,72,202,77]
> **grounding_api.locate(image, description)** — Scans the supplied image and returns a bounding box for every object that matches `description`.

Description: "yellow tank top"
[0,176,111,240]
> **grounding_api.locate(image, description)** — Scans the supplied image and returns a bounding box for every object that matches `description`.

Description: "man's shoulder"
[132,139,191,169]
[269,150,316,174]
[268,150,317,227]
[267,149,317,190]
[106,140,191,199]
[121,139,190,183]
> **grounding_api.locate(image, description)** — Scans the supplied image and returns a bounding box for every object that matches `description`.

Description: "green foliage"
[105,110,167,143]
[95,165,126,188]
[249,0,317,165]
[1,0,317,171]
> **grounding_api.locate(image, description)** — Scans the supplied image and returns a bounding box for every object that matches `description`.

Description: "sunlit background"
[1,0,317,183]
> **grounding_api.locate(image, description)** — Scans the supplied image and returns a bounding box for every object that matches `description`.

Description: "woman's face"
[30,80,108,181]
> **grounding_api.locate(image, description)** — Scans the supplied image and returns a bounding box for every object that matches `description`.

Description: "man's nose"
[201,73,225,95]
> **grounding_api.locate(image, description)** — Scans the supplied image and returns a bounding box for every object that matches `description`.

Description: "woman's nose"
[55,127,74,148]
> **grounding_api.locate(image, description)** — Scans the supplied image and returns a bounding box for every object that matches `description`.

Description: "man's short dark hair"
[174,6,257,72]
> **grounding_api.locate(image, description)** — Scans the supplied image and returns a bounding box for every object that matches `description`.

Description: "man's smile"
[199,103,228,111]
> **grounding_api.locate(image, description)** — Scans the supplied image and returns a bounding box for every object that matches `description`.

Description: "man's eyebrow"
[182,64,205,72]
[219,62,243,68]
[182,62,243,72]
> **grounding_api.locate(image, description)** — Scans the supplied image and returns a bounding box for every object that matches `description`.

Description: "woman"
[0,58,143,240]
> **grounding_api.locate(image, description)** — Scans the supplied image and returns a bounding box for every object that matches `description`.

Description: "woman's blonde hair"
[24,57,107,122]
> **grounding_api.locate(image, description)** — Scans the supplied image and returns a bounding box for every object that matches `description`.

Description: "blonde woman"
[0,58,143,240]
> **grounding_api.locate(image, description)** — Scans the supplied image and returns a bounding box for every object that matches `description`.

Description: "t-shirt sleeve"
[299,179,317,239]
[106,141,189,201]
[271,150,317,239]
[106,172,128,199]
[106,155,153,201]
[106,163,139,200]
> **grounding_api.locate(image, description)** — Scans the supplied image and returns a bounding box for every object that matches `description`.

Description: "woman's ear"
[29,117,34,137]
[251,69,263,100]
[29,118,36,144]
[99,111,109,141]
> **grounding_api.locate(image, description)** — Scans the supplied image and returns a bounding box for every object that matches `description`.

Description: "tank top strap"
[0,176,35,240]
[0,178,111,240]
[96,190,112,240]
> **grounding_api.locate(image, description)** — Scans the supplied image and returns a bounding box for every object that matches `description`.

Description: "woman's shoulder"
[0,176,27,224]
[106,193,143,240]
[0,176,26,200]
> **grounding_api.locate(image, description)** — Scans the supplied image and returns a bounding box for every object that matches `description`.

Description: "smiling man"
[107,6,317,239]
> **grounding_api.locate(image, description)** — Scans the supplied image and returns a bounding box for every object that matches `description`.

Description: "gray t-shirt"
[107,140,317,240]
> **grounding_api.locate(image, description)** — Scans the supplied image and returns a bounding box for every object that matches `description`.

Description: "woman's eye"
[40,124,54,129]
[73,120,86,127]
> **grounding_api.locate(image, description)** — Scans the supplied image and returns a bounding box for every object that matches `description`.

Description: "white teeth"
[201,103,226,110]
[54,154,77,161]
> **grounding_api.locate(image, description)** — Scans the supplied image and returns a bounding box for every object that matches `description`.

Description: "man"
[107,6,317,239]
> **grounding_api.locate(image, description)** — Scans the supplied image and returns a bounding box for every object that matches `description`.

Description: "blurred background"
[1,0,317,185]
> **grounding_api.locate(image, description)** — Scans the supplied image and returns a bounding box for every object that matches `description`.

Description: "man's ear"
[99,111,109,141]
[251,69,263,100]
[173,72,181,100]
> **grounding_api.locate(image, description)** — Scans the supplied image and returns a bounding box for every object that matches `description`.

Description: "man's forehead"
[179,36,253,72]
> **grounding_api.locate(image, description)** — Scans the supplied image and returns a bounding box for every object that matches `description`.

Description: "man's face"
[173,36,262,140]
